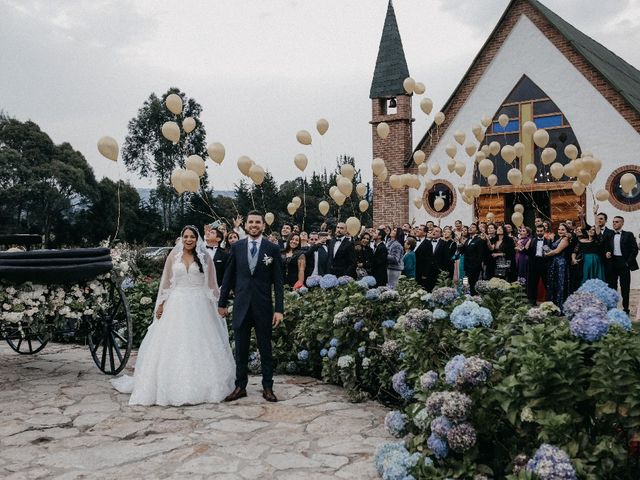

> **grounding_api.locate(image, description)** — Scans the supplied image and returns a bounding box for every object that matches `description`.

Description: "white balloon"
[377,122,390,139]
[161,121,180,144]
[97,136,118,161]
[413,150,426,165]
[501,145,517,164]
[296,130,312,145]
[207,142,225,164]
[489,141,501,156]
[249,164,266,185]
[447,158,456,173]
[183,169,200,192]
[316,118,329,136]
[340,163,355,180]
[420,98,433,115]
[564,144,578,160]
[434,112,445,126]
[434,197,445,212]
[431,162,441,175]
[480,114,492,128]
[372,157,386,176]
[541,147,557,165]
[498,114,509,128]
[165,93,183,115]
[514,142,525,158]
[533,129,549,148]
[182,117,196,133]
[620,172,637,194]
[487,174,498,186]
[465,142,477,157]
[478,159,494,178]
[445,143,457,159]
[413,82,426,95]
[522,121,537,136]
[294,153,308,171]
[185,154,205,177]
[403,77,416,94]
[453,130,465,145]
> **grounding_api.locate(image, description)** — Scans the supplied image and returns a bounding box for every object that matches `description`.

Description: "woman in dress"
[281,232,306,289]
[484,223,498,279]
[355,232,374,279]
[545,223,572,309]
[490,225,516,281]
[386,227,404,289]
[402,237,416,279]
[442,226,458,280]
[515,225,532,285]
[571,225,605,284]
[112,226,235,405]
[454,226,468,282]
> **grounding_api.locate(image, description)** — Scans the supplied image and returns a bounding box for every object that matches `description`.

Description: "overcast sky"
[1,0,639,191]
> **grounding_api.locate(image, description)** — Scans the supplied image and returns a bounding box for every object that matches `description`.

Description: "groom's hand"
[272,312,283,328]
[218,307,228,317]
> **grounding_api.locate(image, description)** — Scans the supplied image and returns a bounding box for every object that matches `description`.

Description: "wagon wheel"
[4,326,50,354]
[88,280,132,375]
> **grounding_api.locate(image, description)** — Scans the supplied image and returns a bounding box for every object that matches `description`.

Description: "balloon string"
[250,189,256,210]
[112,162,122,246]
[302,175,307,231]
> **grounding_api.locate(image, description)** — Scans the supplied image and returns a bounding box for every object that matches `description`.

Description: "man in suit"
[424,227,450,292]
[605,216,638,314]
[414,225,431,290]
[219,211,284,403]
[371,229,388,287]
[304,232,329,278]
[460,223,486,295]
[278,223,292,249]
[327,222,357,278]
[595,212,615,283]
[526,224,552,305]
[204,225,229,287]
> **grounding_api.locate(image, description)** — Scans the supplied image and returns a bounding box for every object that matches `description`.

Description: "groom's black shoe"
[262,388,278,402]
[224,387,247,402]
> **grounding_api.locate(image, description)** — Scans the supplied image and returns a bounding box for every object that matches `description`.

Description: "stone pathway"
[0,343,391,479]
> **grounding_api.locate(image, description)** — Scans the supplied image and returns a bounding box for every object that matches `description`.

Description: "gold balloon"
[501,145,516,164]
[296,130,312,145]
[185,154,206,177]
[377,122,390,139]
[389,175,403,189]
[475,151,486,163]
[541,147,557,165]
[434,111,445,126]
[413,150,426,165]
[249,164,266,185]
[511,211,524,227]
[577,169,591,185]
[372,157,386,176]
[445,143,457,159]
[265,212,275,225]
[356,183,367,198]
[572,181,586,196]
[498,114,509,128]
[507,168,523,186]
[514,203,524,214]
[334,192,346,206]
[620,172,637,194]
[359,199,369,212]
[340,163,355,180]
[318,200,330,216]
[379,167,388,181]
[97,136,119,161]
[446,158,456,173]
[489,141,501,156]
[550,162,564,180]
[403,77,416,94]
[458,184,466,194]
[418,163,428,176]
[182,117,196,133]
[564,144,578,160]
[487,174,498,186]
[291,196,302,208]
[329,185,339,198]
[431,162,441,175]
[316,118,329,136]
[454,162,466,177]
[514,142,525,158]
[481,145,491,156]
[346,217,361,237]
[294,153,308,172]
[434,197,445,212]
[468,184,482,198]
[165,93,183,115]
[522,121,537,136]
[183,169,200,193]
[237,155,254,176]
[478,158,494,178]
[413,197,423,209]
[533,129,549,148]
[414,82,426,95]
[563,161,577,178]
[465,142,476,157]
[170,168,186,194]
[453,130,465,145]
[337,176,353,196]
[287,202,297,215]
[595,189,610,202]
[486,212,495,221]
[471,124,483,137]
[524,163,538,180]
[207,142,225,164]
[480,114,492,128]
[161,121,180,144]
[424,178,434,190]
[420,98,433,115]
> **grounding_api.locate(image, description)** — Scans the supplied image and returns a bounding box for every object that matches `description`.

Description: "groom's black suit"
[219,237,284,390]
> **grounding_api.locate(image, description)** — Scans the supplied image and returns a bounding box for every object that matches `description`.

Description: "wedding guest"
[453,219,463,238]
[233,215,247,240]
[515,226,532,285]
[545,223,572,309]
[328,222,357,278]
[299,231,310,250]
[386,227,404,289]
[595,212,615,282]
[543,221,554,242]
[268,232,280,245]
[305,232,329,278]
[204,225,229,287]
[605,216,639,314]
[568,224,583,293]
[225,231,240,252]
[355,232,374,279]
[372,229,389,287]
[484,223,498,279]
[460,223,486,295]
[425,227,451,291]
[414,225,431,290]
[453,227,468,283]
[441,226,457,280]
[402,237,416,279]
[281,233,306,289]
[279,223,292,249]
[526,224,551,304]
[572,225,605,285]
[490,225,516,281]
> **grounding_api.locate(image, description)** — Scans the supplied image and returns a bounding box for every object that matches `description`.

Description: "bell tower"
[370,0,413,227]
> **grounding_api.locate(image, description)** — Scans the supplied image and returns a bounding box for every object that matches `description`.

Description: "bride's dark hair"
[181,225,204,273]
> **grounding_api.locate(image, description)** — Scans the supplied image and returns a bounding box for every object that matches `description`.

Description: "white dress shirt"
[333,237,343,258]
[613,231,623,256]
[535,237,544,257]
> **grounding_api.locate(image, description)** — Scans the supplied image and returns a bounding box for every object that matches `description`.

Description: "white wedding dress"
[111,237,235,406]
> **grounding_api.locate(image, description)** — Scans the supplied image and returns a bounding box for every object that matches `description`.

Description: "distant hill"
[136,188,235,203]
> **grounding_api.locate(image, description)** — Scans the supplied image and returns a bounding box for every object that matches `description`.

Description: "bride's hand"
[218,307,229,317]
[156,305,164,319]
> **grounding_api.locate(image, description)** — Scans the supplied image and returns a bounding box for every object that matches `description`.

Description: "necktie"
[615,231,621,235]
[206,246,215,250]
[250,240,258,257]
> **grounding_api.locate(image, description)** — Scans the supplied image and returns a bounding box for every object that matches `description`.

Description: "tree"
[122,87,208,231]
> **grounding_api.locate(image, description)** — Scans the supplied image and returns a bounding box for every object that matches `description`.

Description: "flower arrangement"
[578,279,620,310]
[563,291,606,318]
[569,306,610,342]
[429,286,458,306]
[450,300,493,330]
[319,274,339,290]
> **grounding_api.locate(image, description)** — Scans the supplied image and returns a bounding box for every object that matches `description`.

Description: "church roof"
[370,0,410,99]
[408,0,640,165]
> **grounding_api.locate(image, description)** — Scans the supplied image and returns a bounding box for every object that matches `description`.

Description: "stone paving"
[0,343,392,479]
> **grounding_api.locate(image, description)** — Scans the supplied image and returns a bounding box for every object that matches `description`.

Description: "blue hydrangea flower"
[297,350,309,361]
[374,442,421,480]
[445,355,466,386]
[357,346,366,357]
[298,286,308,295]
[427,433,448,459]
[330,338,339,347]
[570,306,610,342]
[320,274,339,289]
[419,371,438,390]
[354,320,364,332]
[608,309,632,331]
[450,301,493,330]
[384,411,408,438]
[433,308,448,320]
[563,291,606,318]
[526,444,577,480]
[356,279,369,289]
[391,370,414,401]
[578,279,620,310]
[446,422,477,452]
[430,415,452,438]
[320,348,328,357]
[305,275,322,288]
[362,276,377,287]
[327,346,337,359]
[430,287,458,306]
[285,361,297,373]
[366,289,380,301]
[382,319,396,329]
[337,275,353,286]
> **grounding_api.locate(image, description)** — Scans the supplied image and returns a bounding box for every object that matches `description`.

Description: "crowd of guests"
[203,212,638,315]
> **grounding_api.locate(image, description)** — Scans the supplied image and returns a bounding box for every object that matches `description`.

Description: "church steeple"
[370,0,410,99]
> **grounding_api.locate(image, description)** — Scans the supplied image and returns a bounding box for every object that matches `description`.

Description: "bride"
[111,225,235,406]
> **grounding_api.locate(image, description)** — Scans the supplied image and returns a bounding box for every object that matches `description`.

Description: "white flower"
[362,357,371,369]
[2,303,11,311]
[337,355,355,369]
[140,296,152,305]
[6,287,17,295]
[369,331,378,340]
[263,255,273,266]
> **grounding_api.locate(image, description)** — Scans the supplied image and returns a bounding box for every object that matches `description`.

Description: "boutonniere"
[263,254,273,266]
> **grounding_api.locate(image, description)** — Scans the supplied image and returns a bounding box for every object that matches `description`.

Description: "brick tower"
[370,0,413,227]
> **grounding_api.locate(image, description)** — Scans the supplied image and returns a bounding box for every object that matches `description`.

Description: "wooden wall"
[477,195,505,223]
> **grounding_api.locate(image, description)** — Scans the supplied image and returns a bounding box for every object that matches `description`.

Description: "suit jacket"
[219,238,284,329]
[526,236,553,260]
[414,239,431,287]
[206,246,228,287]
[605,230,639,271]
[371,242,388,287]
[328,237,357,278]
[304,244,329,277]
[427,239,453,272]
[460,235,486,272]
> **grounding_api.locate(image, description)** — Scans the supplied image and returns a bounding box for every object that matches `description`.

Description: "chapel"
[370,0,640,233]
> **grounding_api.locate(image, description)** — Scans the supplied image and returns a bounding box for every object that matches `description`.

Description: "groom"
[218,210,284,402]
